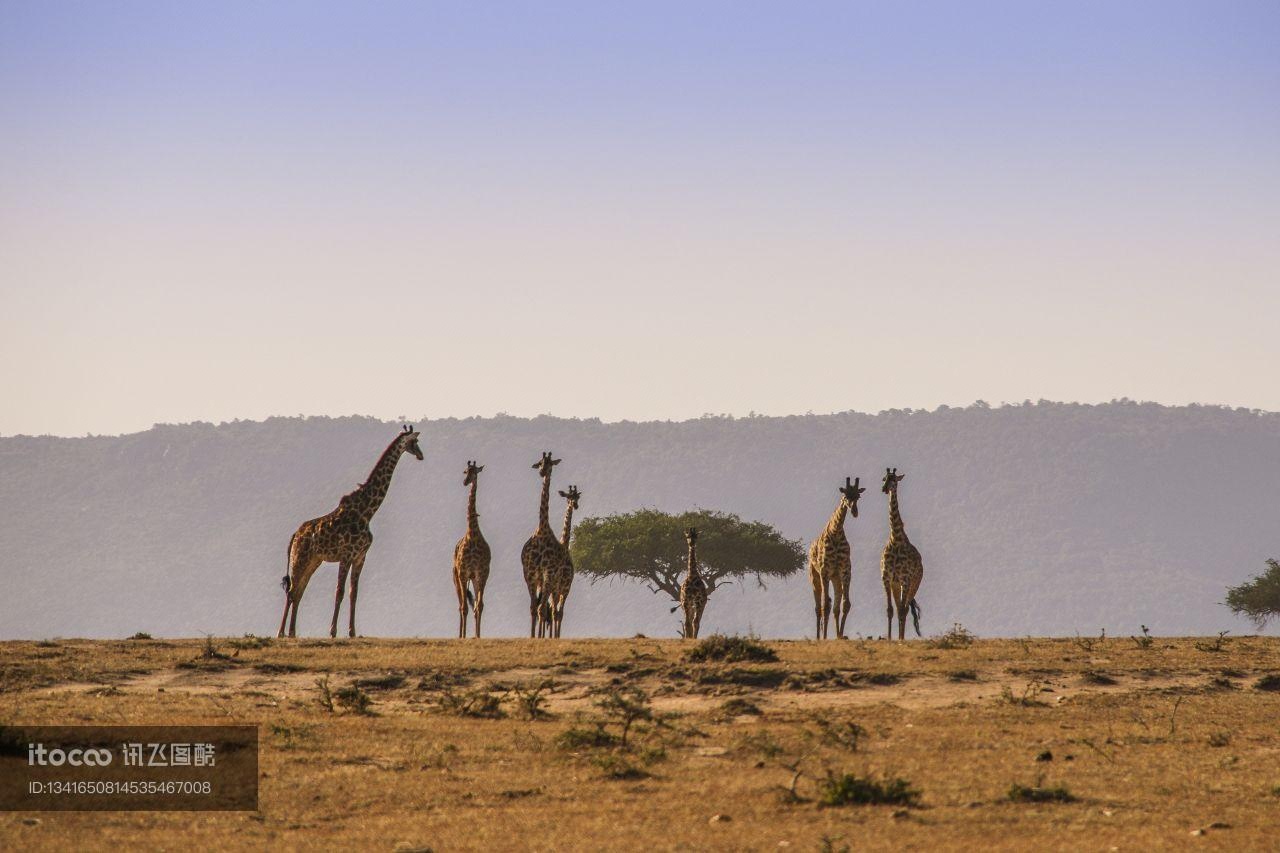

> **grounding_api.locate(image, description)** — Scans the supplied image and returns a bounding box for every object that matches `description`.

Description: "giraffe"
[807,476,866,640]
[277,425,424,639]
[520,452,569,638]
[679,527,708,639]
[541,485,582,639]
[451,460,491,638]
[880,467,923,641]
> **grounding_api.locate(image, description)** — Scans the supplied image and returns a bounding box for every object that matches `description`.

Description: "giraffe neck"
[687,542,701,581]
[825,500,849,537]
[537,473,553,533]
[561,503,575,548]
[888,489,907,541]
[349,437,404,522]
[466,479,480,534]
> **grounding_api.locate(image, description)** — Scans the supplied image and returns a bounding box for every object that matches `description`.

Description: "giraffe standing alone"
[807,476,866,640]
[520,452,569,638]
[451,461,490,638]
[277,426,424,639]
[541,485,582,639]
[679,527,708,639]
[880,467,923,640]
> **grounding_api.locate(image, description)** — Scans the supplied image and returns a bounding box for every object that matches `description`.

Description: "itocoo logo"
[28,743,113,766]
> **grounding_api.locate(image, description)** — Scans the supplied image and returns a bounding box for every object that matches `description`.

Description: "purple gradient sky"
[2,1,1278,436]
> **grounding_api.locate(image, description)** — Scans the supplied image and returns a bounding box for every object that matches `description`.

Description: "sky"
[1,1,1278,437]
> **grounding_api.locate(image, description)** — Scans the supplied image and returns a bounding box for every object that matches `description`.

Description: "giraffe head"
[558,485,582,510]
[838,476,867,517]
[532,451,561,478]
[398,425,424,460]
[685,526,698,546]
[882,467,905,494]
[463,460,484,485]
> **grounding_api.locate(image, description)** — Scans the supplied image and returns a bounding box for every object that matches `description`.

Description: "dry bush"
[685,634,778,664]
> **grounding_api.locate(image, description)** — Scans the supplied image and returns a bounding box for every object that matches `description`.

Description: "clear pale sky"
[2,1,1277,437]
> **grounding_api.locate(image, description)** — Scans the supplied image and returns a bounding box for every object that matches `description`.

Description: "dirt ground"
[2,634,1279,851]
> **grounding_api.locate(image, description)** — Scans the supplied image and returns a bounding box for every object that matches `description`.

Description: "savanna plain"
[2,633,1279,851]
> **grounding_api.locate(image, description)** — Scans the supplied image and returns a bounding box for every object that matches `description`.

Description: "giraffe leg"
[895,586,909,641]
[277,580,293,639]
[528,590,540,638]
[347,559,364,639]
[454,572,467,639]
[833,576,850,640]
[329,562,350,639]
[810,573,824,640]
[694,601,705,639]
[883,579,894,641]
[473,580,485,639]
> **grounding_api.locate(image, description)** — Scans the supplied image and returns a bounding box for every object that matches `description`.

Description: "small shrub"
[948,670,978,682]
[1208,731,1231,748]
[594,687,654,746]
[1131,625,1154,649]
[315,676,335,713]
[1254,674,1280,692]
[334,685,375,715]
[1194,631,1231,653]
[927,623,976,649]
[229,634,271,651]
[354,673,406,691]
[127,632,152,641]
[719,697,762,717]
[555,725,619,751]
[1008,781,1075,803]
[685,634,778,664]
[1081,671,1116,686]
[817,772,920,807]
[1000,682,1047,707]
[590,753,649,780]
[439,687,505,719]
[1035,750,1054,762]
[510,680,554,721]
[809,714,866,752]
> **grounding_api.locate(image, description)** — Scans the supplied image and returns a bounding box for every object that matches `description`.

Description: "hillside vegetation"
[1,401,1278,639]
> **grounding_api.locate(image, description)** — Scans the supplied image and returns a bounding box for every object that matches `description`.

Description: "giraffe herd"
[277,428,926,641]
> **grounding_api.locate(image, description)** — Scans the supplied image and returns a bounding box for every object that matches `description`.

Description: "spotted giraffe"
[520,452,569,638]
[277,426,423,639]
[541,485,581,639]
[451,460,490,638]
[807,476,866,639]
[880,467,923,640]
[679,527,708,639]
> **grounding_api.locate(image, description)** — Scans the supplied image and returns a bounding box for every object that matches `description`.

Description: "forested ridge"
[2,401,1277,639]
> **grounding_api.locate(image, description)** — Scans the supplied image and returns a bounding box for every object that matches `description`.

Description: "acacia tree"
[571,509,805,603]
[1225,558,1280,629]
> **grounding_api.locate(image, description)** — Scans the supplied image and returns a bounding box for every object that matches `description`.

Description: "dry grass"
[2,635,1279,850]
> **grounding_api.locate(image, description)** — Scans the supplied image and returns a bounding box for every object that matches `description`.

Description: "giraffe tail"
[909,598,922,637]
[465,587,474,607]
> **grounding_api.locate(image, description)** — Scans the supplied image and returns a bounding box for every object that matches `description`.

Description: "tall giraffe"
[520,452,568,638]
[807,476,866,640]
[541,485,582,639]
[451,460,490,638]
[679,527,708,639]
[277,426,423,639]
[880,467,923,641]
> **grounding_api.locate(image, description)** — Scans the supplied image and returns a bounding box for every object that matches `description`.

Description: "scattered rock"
[891,809,910,819]
[1035,750,1053,762]
[709,814,731,824]
[22,818,41,826]
[695,746,728,757]
[1190,829,1205,837]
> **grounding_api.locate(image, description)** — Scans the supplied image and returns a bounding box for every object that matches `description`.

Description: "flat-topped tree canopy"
[571,509,804,603]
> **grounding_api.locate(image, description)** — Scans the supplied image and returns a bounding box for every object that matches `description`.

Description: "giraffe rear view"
[880,467,923,640]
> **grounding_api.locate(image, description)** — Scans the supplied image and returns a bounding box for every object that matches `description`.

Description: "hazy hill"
[2,401,1277,640]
